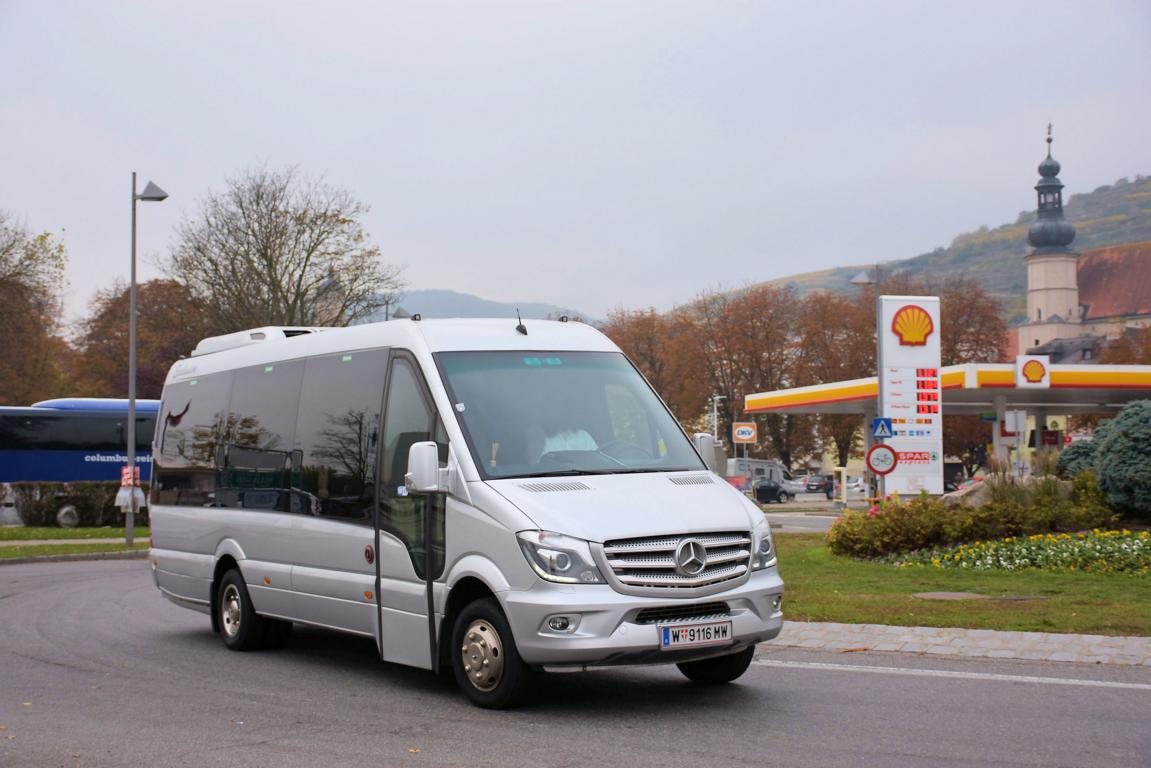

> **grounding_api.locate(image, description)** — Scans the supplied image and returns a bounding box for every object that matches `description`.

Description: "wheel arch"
[438,559,510,672]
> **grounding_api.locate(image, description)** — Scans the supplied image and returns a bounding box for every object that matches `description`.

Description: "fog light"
[548,616,571,631]
[772,595,783,612]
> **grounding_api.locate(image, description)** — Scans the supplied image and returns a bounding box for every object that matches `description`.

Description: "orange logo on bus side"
[891,305,934,346]
[1022,359,1047,383]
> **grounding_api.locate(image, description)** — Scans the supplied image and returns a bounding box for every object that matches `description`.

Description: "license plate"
[659,620,733,650]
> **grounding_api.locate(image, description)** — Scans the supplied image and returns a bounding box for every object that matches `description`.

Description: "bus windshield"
[435,351,704,480]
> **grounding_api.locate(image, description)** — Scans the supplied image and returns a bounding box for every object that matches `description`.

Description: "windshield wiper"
[516,467,698,478]
[516,469,606,478]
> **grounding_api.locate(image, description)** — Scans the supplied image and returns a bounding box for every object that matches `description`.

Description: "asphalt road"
[2,561,1149,767]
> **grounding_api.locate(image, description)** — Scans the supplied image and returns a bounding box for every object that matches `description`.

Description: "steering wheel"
[598,439,652,462]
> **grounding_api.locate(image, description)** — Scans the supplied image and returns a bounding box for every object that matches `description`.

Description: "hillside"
[364,289,594,323]
[767,174,1151,323]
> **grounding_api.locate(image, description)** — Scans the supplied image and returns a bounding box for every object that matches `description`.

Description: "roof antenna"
[515,310,528,336]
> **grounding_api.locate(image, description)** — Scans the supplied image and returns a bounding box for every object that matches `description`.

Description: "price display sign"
[877,296,943,494]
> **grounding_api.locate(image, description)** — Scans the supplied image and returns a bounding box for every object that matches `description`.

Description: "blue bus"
[0,398,159,483]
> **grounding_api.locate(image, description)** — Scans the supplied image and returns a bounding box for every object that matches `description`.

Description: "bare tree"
[166,166,404,334]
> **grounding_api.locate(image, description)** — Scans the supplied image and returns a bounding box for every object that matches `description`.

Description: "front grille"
[602,531,751,589]
[634,601,731,625]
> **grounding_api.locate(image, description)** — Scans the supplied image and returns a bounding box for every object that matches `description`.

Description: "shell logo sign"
[891,304,934,346]
[1022,359,1047,383]
[1015,354,1051,389]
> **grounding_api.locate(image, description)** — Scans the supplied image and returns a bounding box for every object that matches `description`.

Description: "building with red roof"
[1014,132,1151,362]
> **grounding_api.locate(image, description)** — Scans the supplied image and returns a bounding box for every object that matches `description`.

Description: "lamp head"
[138,181,168,202]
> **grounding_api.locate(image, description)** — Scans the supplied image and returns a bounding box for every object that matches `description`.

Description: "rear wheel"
[451,598,533,709]
[216,569,285,651]
[776,490,789,504]
[676,646,756,685]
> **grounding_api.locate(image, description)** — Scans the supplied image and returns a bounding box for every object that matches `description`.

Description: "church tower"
[1021,126,1080,350]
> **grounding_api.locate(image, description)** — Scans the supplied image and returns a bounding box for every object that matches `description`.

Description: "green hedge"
[10,482,150,528]
[826,473,1116,558]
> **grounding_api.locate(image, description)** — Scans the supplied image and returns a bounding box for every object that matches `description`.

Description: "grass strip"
[0,526,150,541]
[0,542,150,559]
[775,532,1151,636]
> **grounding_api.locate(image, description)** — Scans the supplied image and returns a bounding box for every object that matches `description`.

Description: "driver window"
[379,355,446,579]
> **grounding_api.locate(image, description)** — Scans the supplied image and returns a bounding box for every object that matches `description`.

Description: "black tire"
[776,490,788,504]
[216,569,275,651]
[450,598,533,709]
[676,646,756,685]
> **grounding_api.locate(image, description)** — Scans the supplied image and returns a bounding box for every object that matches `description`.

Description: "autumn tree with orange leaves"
[70,280,208,399]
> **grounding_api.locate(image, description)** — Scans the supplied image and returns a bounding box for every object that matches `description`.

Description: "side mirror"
[692,433,718,473]
[405,441,443,494]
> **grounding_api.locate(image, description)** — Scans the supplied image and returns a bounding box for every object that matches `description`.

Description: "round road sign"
[866,444,898,476]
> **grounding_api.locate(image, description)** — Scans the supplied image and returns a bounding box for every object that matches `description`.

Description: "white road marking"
[752,659,1151,691]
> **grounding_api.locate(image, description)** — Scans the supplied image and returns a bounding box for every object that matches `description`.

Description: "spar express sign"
[877,296,943,495]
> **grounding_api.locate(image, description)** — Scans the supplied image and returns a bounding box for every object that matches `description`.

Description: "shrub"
[11,482,150,527]
[1094,400,1151,520]
[1057,439,1096,479]
[826,482,1117,558]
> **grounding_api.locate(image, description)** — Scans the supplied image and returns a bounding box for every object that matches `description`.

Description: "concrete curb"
[0,550,149,566]
[772,620,1151,667]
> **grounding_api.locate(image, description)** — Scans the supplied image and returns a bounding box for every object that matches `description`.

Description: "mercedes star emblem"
[674,539,708,576]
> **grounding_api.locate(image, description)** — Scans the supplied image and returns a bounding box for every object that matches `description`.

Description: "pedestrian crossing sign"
[872,417,894,439]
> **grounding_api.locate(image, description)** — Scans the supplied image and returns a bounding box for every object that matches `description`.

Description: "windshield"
[435,351,705,480]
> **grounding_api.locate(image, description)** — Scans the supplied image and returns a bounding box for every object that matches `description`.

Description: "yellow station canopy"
[745,364,1151,417]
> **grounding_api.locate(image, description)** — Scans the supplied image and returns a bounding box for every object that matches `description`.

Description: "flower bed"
[892,530,1151,574]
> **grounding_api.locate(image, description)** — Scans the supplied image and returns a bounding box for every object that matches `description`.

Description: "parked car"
[782,477,807,495]
[754,478,793,504]
[805,474,833,499]
[845,477,867,494]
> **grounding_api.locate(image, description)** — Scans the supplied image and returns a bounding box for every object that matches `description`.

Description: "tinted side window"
[217,361,305,512]
[154,372,235,506]
[379,355,446,579]
[294,350,387,524]
[0,413,136,451]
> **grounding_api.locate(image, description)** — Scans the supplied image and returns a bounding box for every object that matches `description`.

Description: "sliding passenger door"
[376,352,446,670]
[288,349,389,637]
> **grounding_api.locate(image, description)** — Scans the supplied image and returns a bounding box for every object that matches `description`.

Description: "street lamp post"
[710,394,726,440]
[126,172,168,545]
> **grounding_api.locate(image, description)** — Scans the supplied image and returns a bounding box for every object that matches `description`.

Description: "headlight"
[751,517,776,570]
[517,531,605,584]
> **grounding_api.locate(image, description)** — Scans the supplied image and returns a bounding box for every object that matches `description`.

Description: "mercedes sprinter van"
[148,318,783,707]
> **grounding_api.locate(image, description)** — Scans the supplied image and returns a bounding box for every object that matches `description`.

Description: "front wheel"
[216,569,287,651]
[776,490,789,504]
[451,598,533,709]
[676,646,756,685]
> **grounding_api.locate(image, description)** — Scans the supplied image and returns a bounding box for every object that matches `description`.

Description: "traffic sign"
[871,417,894,439]
[732,422,757,444]
[866,444,898,476]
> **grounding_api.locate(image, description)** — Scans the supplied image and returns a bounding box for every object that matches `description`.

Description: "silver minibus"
[149,318,783,707]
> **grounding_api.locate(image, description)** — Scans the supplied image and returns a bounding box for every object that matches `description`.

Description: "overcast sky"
[3,1,1149,324]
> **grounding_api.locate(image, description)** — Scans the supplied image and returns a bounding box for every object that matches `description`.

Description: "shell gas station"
[744,359,1151,479]
[739,133,1151,490]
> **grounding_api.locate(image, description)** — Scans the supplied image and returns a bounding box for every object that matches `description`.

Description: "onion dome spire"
[1027,123,1076,252]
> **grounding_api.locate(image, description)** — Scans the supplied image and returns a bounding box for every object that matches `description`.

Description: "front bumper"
[501,566,784,667]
